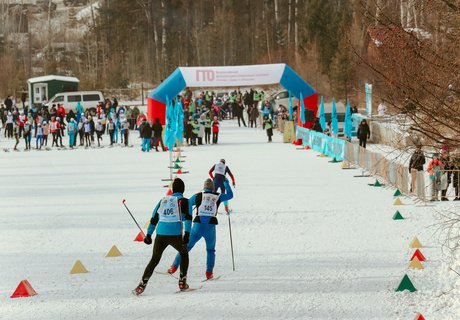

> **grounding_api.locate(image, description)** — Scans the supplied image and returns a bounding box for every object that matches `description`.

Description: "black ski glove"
[182,232,190,244]
[144,234,152,245]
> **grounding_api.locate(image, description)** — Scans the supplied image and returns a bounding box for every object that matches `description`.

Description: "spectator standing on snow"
[427,154,444,201]
[250,105,259,128]
[167,178,233,281]
[133,178,192,295]
[122,120,130,147]
[42,121,49,147]
[263,116,273,143]
[23,120,32,151]
[152,118,165,151]
[357,119,370,148]
[236,102,247,127]
[96,120,104,147]
[107,118,115,146]
[36,123,44,149]
[13,121,20,151]
[408,146,425,193]
[211,116,219,144]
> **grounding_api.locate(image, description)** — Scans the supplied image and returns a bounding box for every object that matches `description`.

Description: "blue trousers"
[172,223,216,272]
[36,135,43,149]
[214,178,229,206]
[68,133,75,147]
[142,138,150,151]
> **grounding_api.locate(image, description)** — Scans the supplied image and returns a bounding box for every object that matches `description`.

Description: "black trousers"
[359,138,367,148]
[237,114,247,127]
[142,235,188,282]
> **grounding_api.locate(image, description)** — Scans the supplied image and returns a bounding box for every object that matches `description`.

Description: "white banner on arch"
[179,64,285,87]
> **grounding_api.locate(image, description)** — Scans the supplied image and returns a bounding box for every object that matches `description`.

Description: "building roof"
[27,75,80,84]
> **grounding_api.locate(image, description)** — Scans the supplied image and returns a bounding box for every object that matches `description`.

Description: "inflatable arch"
[148,63,317,128]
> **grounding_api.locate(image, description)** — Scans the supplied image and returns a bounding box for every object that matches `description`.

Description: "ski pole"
[122,199,144,234]
[227,213,235,271]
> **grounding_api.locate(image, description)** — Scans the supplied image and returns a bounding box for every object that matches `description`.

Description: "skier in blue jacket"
[133,178,192,295]
[168,178,233,280]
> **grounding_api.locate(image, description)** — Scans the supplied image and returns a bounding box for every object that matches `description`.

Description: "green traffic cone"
[374,179,382,187]
[175,158,181,163]
[392,211,404,220]
[393,189,402,197]
[395,274,416,292]
[174,163,181,169]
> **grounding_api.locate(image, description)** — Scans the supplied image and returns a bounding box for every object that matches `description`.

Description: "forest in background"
[1,0,459,137]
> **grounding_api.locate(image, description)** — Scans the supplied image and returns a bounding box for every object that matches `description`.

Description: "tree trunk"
[287,0,291,47]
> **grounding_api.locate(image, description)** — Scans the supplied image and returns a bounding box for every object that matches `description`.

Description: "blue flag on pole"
[299,92,305,123]
[331,98,338,136]
[288,91,293,121]
[344,99,352,138]
[319,96,326,131]
[175,99,184,143]
[164,97,176,150]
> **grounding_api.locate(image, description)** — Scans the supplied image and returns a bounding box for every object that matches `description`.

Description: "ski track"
[0,120,458,319]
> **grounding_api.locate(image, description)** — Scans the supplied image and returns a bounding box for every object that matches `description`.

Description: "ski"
[175,286,203,293]
[202,275,221,282]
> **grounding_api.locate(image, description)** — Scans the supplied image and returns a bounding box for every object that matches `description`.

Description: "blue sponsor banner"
[296,126,346,161]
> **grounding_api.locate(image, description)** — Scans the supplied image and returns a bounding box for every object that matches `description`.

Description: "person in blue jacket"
[167,178,233,280]
[133,178,192,295]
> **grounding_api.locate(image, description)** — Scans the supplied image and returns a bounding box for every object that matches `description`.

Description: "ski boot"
[205,272,213,280]
[178,274,189,291]
[167,265,178,274]
[133,280,147,296]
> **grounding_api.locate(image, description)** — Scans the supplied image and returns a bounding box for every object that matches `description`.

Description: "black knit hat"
[172,178,185,194]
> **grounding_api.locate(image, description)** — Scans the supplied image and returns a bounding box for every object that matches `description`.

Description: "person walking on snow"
[209,159,236,213]
[133,178,192,295]
[168,178,233,280]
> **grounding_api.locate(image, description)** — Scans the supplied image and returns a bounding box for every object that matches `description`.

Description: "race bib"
[158,196,181,222]
[198,193,219,217]
[214,163,226,176]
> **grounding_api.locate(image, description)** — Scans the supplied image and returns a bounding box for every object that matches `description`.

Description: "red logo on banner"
[196,70,215,82]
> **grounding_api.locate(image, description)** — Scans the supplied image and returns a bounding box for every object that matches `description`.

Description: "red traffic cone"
[134,231,145,242]
[414,313,425,320]
[410,249,426,262]
[177,169,182,174]
[304,146,311,150]
[11,279,37,298]
[166,188,173,196]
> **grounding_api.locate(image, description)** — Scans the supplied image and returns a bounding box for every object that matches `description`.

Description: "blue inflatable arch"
[148,63,318,128]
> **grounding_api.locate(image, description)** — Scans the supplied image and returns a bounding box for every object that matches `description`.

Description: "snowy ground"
[0,121,458,319]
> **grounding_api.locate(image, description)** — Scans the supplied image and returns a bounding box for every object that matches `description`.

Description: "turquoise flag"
[331,98,338,136]
[175,99,184,142]
[319,96,326,131]
[299,92,305,123]
[288,91,293,120]
[164,97,176,150]
[344,99,353,138]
